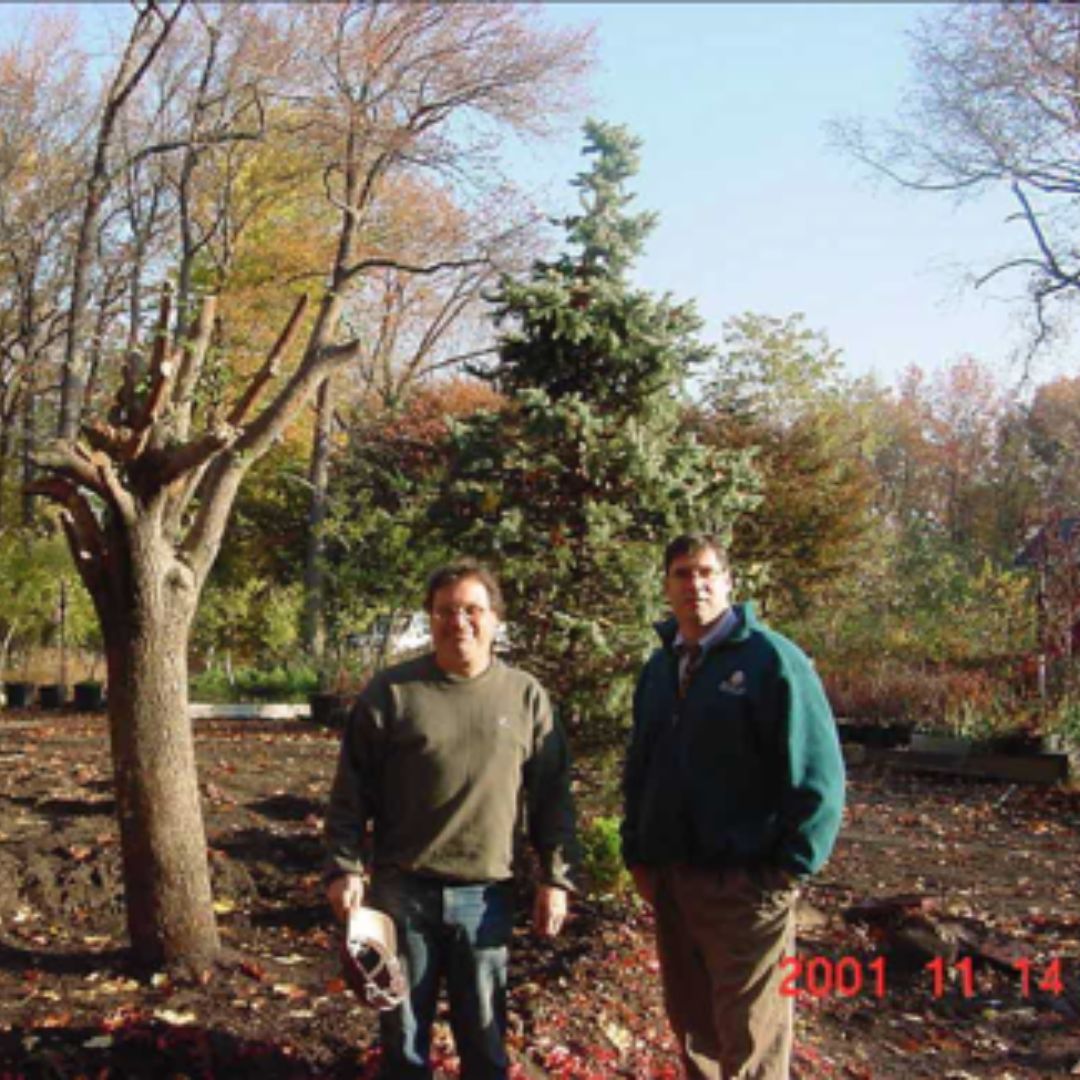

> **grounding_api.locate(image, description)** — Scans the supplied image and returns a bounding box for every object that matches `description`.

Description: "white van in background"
[350,612,511,659]
[351,613,430,658]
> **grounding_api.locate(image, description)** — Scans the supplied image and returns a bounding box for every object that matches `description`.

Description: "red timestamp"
[780,955,1067,1000]
[779,956,888,999]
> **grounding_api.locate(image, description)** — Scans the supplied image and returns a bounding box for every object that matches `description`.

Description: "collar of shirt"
[674,606,738,656]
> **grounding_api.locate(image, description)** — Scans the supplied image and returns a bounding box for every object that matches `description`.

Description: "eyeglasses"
[431,604,492,623]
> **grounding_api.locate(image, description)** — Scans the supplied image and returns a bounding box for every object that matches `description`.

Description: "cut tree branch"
[173,294,219,431]
[131,285,175,431]
[150,426,236,490]
[83,418,151,463]
[226,294,309,427]
[24,475,108,592]
[35,442,110,500]
[180,337,364,583]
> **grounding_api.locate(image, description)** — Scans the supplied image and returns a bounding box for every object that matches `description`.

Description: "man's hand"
[326,873,365,922]
[532,884,569,938]
[629,864,656,907]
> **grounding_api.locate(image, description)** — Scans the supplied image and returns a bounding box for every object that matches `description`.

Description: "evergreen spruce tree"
[437,120,757,730]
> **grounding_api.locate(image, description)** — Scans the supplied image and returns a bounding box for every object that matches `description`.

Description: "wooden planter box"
[836,721,912,748]
[910,732,976,756]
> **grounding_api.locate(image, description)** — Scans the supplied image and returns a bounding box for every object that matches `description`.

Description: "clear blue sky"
[527,2,1059,389]
[4,3,1068,390]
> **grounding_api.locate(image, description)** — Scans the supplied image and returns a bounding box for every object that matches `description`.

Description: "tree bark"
[20,382,36,528]
[100,522,219,969]
[0,390,15,527]
[301,377,334,657]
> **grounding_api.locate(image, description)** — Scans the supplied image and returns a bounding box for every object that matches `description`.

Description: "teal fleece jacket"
[621,603,844,878]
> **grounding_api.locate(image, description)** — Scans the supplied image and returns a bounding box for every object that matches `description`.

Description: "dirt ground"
[0,710,1078,1079]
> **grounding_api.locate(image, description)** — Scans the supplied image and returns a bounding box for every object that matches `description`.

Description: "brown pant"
[653,864,797,1080]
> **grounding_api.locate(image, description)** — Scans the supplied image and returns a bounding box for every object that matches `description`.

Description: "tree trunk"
[302,376,335,657]
[102,528,219,969]
[20,383,36,528]
[0,392,14,527]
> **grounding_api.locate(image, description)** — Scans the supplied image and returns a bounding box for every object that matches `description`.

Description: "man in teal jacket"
[622,533,844,1080]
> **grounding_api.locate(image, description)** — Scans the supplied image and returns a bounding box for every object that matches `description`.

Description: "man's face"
[664,546,732,637]
[429,576,499,676]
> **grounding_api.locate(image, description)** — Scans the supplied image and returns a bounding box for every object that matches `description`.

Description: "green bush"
[189,663,319,703]
[193,579,303,671]
[0,529,97,678]
[579,814,631,897]
[1043,691,1080,748]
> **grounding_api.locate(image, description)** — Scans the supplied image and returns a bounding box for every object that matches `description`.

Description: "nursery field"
[0,710,1079,1078]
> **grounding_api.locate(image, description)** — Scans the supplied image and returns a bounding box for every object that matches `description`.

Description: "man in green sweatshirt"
[324,560,577,1080]
[622,533,845,1080]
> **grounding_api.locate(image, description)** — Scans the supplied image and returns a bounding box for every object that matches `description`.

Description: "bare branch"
[173,293,218,421]
[25,476,105,559]
[112,2,187,119]
[25,475,109,600]
[83,418,150,463]
[1010,180,1080,290]
[34,442,110,499]
[973,257,1051,290]
[153,425,236,489]
[339,254,490,288]
[415,344,498,376]
[180,339,362,581]
[58,0,187,439]
[226,293,309,427]
[92,453,138,526]
[120,123,267,174]
[131,286,176,431]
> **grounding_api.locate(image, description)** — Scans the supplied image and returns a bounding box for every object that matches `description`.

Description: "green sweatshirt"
[324,653,578,889]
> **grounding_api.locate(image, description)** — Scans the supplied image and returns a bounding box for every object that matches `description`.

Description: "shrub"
[189,664,319,703]
[579,815,631,897]
[820,658,1028,735]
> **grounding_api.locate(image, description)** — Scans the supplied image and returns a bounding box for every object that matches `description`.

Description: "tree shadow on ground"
[197,719,334,740]
[0,940,129,977]
[0,1020,371,1079]
[214,827,323,872]
[247,793,322,822]
[4,794,114,819]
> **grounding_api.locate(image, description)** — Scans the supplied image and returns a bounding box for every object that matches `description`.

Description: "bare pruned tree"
[6,0,591,971]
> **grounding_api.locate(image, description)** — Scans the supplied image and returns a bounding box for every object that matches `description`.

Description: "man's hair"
[663,533,730,576]
[423,559,505,618]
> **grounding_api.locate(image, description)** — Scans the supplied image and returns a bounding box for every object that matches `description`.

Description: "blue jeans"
[370,871,513,1080]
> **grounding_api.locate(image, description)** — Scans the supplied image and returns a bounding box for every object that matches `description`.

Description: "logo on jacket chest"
[718,670,747,696]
